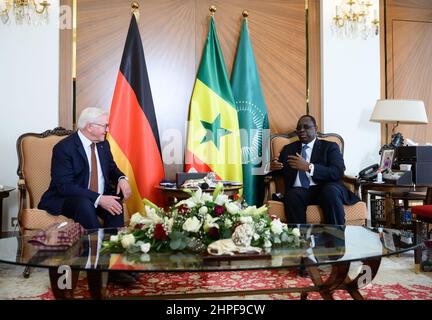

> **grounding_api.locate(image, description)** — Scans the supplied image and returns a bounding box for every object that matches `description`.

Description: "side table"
[360,181,428,229]
[0,186,15,232]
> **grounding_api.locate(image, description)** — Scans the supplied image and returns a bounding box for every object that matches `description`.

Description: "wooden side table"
[360,181,428,229]
[0,186,15,232]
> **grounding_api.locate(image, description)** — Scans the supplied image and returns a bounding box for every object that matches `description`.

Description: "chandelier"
[331,0,379,40]
[0,0,50,26]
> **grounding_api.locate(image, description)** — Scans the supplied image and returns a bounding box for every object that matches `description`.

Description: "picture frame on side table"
[381,149,395,171]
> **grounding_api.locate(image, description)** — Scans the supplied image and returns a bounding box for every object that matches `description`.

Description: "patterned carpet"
[0,252,431,300]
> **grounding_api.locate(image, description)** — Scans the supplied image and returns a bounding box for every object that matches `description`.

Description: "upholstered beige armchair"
[264,132,367,226]
[16,127,130,236]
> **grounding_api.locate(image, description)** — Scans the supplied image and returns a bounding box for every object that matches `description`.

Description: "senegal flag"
[231,18,269,206]
[107,15,165,214]
[185,17,242,184]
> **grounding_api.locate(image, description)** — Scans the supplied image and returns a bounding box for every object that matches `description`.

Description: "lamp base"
[390,132,404,148]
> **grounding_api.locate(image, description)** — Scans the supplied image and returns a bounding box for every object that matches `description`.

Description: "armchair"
[16,127,73,236]
[16,127,130,236]
[264,132,367,225]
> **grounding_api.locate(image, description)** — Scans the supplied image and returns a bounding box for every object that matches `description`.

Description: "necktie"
[90,143,99,192]
[299,144,310,189]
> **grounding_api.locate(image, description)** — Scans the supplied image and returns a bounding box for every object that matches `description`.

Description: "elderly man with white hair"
[39,107,132,229]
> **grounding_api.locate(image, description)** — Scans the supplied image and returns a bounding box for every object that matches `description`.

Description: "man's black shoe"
[108,272,136,286]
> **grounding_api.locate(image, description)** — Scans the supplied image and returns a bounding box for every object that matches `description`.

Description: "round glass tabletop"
[0,224,418,273]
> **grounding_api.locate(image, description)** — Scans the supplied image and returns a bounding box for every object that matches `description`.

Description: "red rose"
[154,223,167,241]
[214,205,225,216]
[134,223,144,230]
[208,227,219,240]
[177,204,190,215]
[232,194,240,200]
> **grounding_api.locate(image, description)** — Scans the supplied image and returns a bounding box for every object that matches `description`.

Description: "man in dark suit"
[270,115,360,225]
[39,107,132,230]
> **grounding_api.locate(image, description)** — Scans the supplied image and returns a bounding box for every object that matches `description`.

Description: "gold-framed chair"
[264,132,367,225]
[16,127,130,277]
[17,127,131,235]
[16,127,74,236]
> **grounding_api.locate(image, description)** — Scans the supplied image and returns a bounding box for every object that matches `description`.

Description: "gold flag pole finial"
[209,5,216,16]
[242,10,249,18]
[131,1,140,21]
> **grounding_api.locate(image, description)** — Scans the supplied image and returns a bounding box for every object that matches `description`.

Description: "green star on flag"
[200,114,231,149]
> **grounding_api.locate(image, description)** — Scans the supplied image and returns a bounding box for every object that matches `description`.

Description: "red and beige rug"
[1,253,431,300]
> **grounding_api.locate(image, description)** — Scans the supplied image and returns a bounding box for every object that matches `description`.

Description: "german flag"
[107,15,165,215]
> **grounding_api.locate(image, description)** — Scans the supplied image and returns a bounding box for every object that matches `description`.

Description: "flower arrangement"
[102,183,303,255]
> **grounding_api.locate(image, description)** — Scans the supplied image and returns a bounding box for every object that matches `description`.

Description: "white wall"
[321,0,381,176]
[0,1,60,231]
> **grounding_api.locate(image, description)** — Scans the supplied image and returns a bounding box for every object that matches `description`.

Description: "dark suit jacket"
[277,139,359,205]
[38,132,124,215]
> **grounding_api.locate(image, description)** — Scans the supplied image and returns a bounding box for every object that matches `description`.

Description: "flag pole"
[131,1,140,21]
[242,10,249,19]
[209,5,216,16]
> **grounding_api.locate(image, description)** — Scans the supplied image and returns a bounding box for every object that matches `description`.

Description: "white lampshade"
[370,99,428,124]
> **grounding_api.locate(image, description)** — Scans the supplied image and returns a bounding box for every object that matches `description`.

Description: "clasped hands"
[270,153,310,172]
[99,179,132,215]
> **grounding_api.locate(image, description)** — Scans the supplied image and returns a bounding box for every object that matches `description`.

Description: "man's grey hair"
[77,107,108,129]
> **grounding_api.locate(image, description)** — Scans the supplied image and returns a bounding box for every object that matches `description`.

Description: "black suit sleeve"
[312,142,345,182]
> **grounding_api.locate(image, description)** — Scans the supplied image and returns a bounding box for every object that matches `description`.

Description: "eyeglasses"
[91,123,109,130]
[296,124,315,131]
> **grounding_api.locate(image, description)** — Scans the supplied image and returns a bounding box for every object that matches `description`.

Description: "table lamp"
[370,99,428,146]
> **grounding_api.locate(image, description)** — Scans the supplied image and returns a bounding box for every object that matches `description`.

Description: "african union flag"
[231,17,269,206]
[185,16,242,184]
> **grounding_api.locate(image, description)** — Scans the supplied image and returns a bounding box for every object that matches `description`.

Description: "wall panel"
[386,0,432,144]
[76,0,309,178]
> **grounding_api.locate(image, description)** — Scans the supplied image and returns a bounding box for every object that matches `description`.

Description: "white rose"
[129,213,145,227]
[201,193,213,203]
[109,235,119,242]
[240,206,257,216]
[292,228,301,238]
[215,194,229,206]
[263,239,272,248]
[270,219,284,235]
[140,242,151,253]
[121,234,135,249]
[240,216,253,224]
[226,202,240,215]
[182,216,202,233]
[199,206,208,215]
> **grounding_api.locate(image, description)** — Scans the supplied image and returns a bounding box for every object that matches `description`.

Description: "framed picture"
[380,149,395,171]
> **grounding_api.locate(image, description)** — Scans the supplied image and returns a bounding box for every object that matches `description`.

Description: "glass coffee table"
[0,225,418,300]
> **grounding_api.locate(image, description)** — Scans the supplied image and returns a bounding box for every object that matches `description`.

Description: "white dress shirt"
[293,138,317,187]
[78,130,105,206]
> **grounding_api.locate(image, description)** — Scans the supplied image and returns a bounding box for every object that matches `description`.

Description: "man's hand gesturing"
[287,153,310,171]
